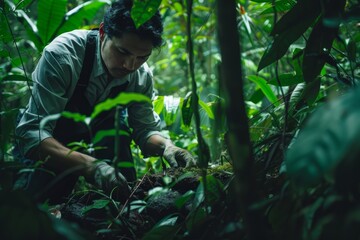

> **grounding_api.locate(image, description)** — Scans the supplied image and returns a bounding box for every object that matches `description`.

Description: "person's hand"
[163,145,196,168]
[92,161,131,202]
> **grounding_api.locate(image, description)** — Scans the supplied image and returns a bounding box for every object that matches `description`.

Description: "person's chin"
[111,69,132,78]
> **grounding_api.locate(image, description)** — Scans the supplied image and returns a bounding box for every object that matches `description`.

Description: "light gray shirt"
[15,29,162,157]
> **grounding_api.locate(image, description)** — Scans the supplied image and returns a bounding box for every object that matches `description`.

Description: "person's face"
[99,23,153,78]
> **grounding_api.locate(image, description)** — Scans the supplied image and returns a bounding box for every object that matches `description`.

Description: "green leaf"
[56,0,111,35]
[0,10,12,43]
[1,74,29,82]
[302,0,346,83]
[91,92,151,119]
[153,96,164,115]
[117,161,134,168]
[291,79,321,109]
[186,207,207,231]
[13,0,33,10]
[270,0,321,36]
[163,95,181,126]
[192,180,205,210]
[129,200,146,212]
[155,214,178,227]
[92,129,130,144]
[37,0,67,44]
[181,92,193,126]
[81,199,110,214]
[203,175,223,205]
[175,190,195,209]
[3,0,43,50]
[142,225,178,240]
[260,0,296,15]
[258,0,321,71]
[285,87,360,188]
[289,83,305,109]
[268,73,304,86]
[131,0,161,28]
[247,75,279,106]
[199,100,214,119]
[61,111,88,123]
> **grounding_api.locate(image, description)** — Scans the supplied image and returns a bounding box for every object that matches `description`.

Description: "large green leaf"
[268,72,304,86]
[0,3,12,43]
[15,10,43,51]
[91,92,151,119]
[270,0,321,36]
[199,100,214,119]
[163,95,181,126]
[302,0,346,83]
[298,78,321,108]
[285,87,360,188]
[92,129,130,144]
[37,0,67,44]
[153,96,165,115]
[247,75,279,106]
[3,0,43,49]
[142,218,178,240]
[131,0,161,28]
[258,0,321,71]
[56,0,111,36]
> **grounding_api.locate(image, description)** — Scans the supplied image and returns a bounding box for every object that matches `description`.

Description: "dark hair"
[103,0,164,48]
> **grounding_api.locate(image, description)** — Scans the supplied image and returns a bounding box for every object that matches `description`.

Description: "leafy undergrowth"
[60,164,234,240]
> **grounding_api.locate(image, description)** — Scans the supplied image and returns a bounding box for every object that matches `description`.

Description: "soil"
[60,166,233,239]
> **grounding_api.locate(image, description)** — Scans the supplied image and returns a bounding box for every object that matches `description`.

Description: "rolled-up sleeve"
[127,71,165,150]
[15,49,74,157]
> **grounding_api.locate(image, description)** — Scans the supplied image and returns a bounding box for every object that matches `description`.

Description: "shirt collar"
[93,34,107,78]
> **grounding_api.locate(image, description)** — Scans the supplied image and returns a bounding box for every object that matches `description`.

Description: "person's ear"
[99,22,105,42]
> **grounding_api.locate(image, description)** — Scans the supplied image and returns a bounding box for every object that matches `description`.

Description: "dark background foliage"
[0,0,359,239]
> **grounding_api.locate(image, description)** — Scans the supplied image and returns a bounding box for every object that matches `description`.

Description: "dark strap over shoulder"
[68,29,98,115]
[77,29,98,88]
[53,30,99,142]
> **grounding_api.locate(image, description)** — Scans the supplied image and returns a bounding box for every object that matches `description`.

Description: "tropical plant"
[0,0,359,239]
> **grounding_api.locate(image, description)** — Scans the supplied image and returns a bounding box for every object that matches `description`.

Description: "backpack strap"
[74,29,98,90]
[53,30,99,143]
[67,29,98,115]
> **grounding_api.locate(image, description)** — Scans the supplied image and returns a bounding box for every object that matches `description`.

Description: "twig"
[107,170,149,229]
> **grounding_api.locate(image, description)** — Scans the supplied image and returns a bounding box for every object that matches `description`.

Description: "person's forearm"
[143,135,172,156]
[27,137,96,179]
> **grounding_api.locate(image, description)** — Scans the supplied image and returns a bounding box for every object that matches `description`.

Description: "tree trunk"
[216,1,268,239]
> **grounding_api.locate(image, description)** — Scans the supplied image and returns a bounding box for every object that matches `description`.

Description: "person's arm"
[27,137,96,179]
[28,137,131,201]
[127,66,196,168]
[16,34,130,199]
[144,134,196,168]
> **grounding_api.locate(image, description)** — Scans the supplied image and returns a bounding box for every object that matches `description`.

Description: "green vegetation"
[1,0,359,239]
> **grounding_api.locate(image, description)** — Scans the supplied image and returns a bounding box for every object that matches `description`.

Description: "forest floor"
[59,164,234,239]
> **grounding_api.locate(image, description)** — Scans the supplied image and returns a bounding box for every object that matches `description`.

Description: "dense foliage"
[0,0,359,239]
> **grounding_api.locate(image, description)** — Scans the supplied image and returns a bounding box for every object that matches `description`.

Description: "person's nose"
[123,56,136,71]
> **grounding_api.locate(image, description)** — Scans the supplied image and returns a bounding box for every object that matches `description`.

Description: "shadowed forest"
[1,0,360,239]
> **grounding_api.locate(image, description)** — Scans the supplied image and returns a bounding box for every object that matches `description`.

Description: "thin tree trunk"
[216,1,268,239]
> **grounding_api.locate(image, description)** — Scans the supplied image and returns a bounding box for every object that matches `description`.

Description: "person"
[14,0,195,203]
